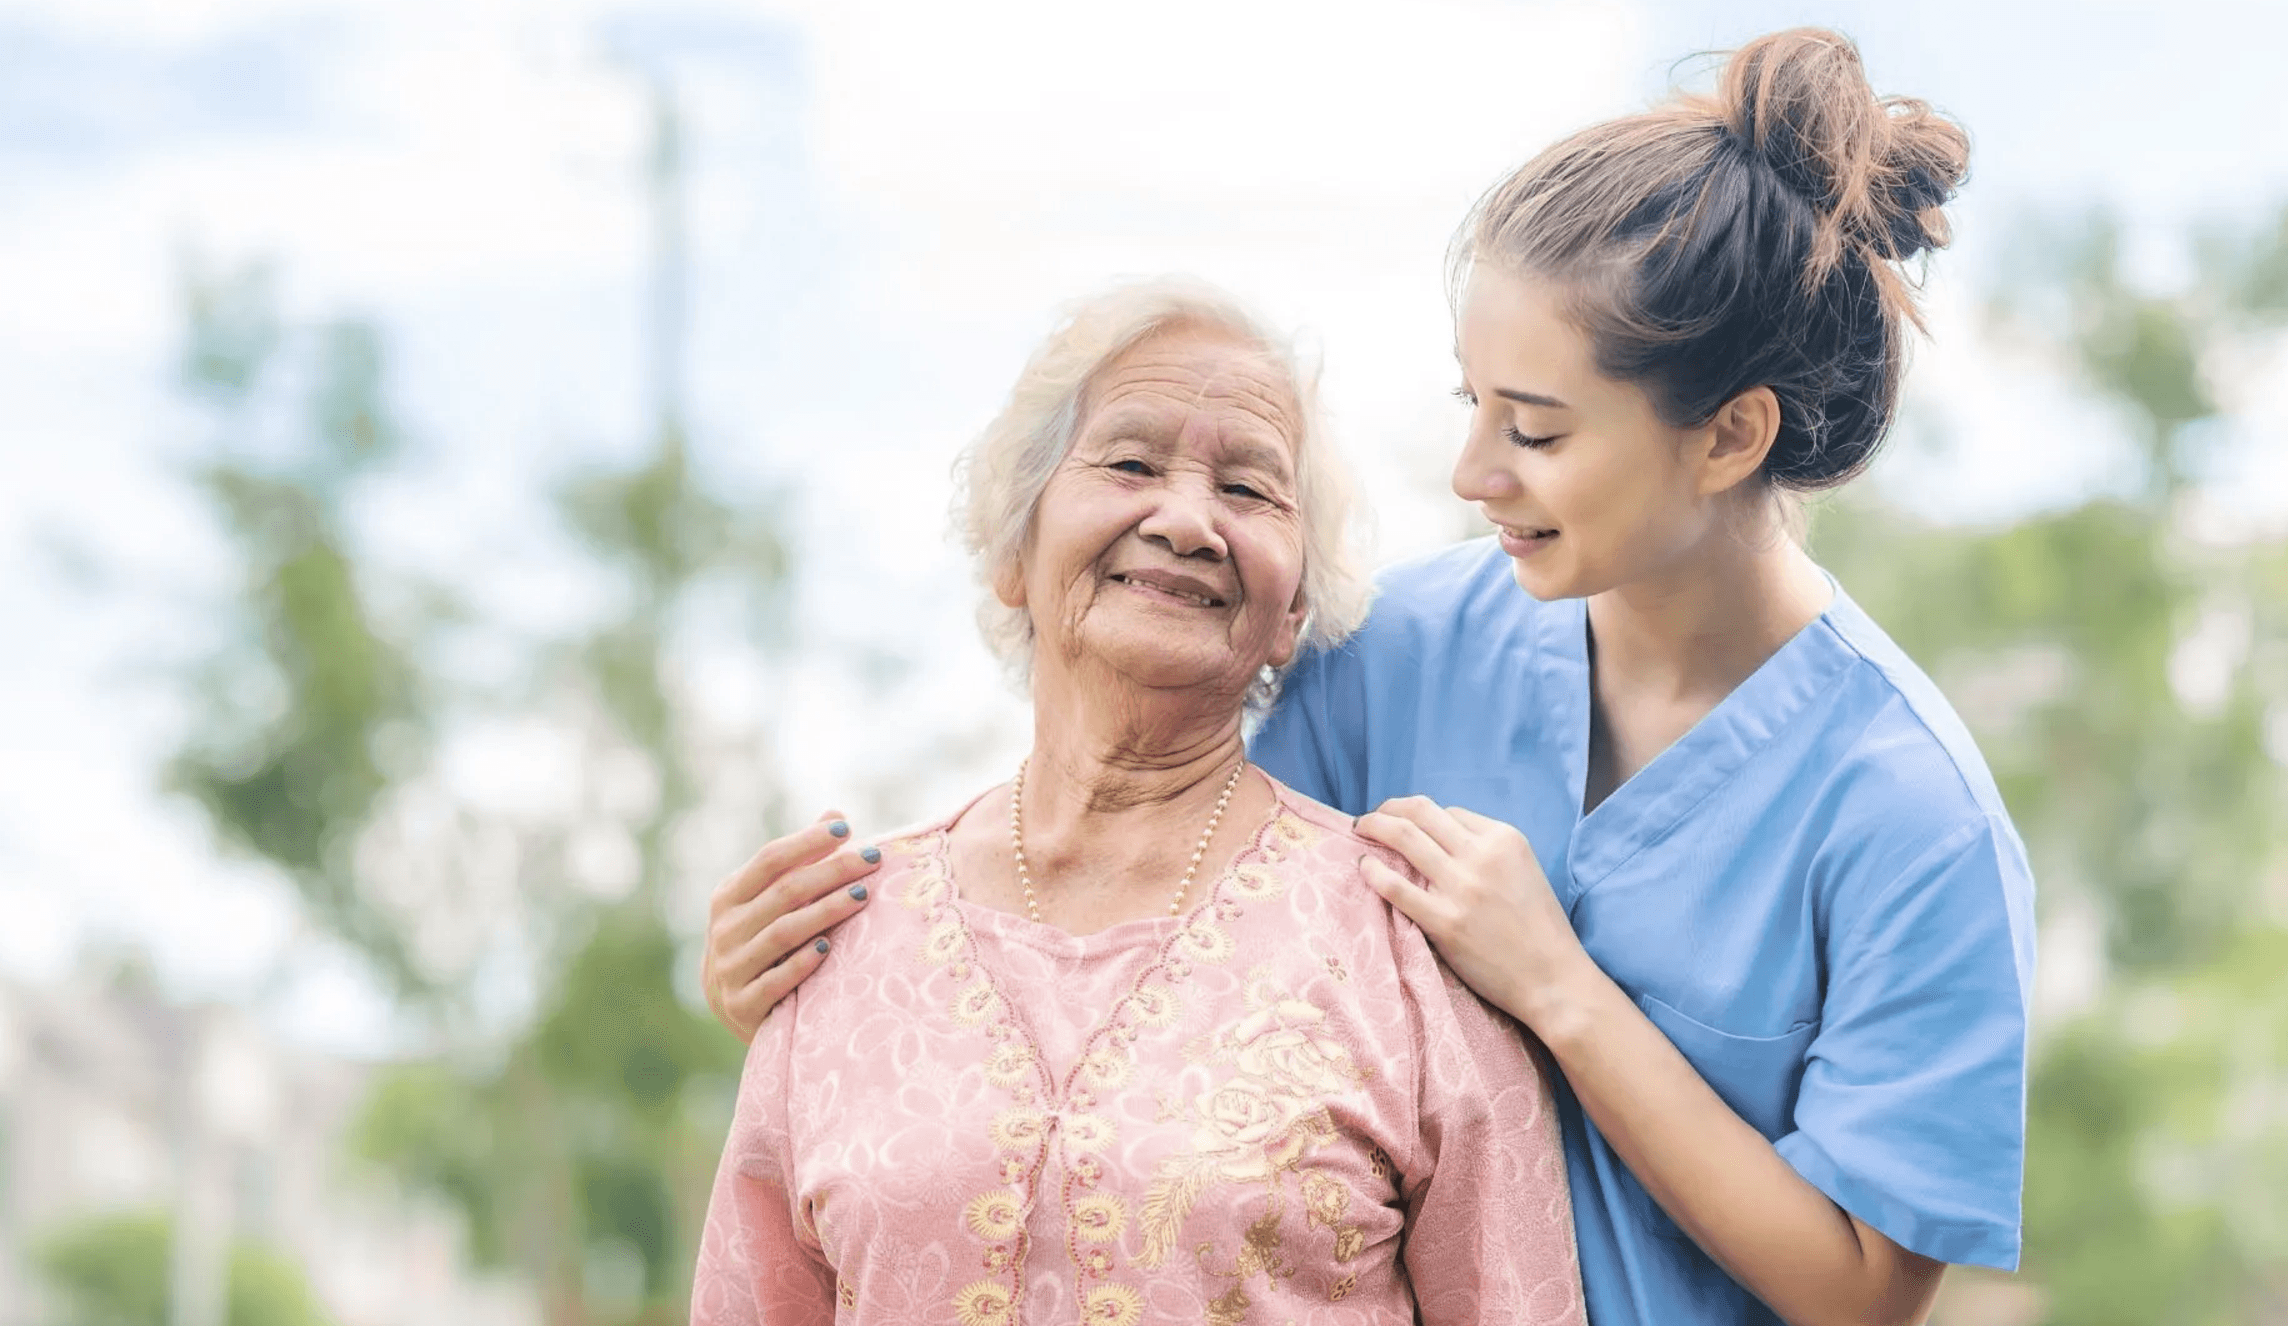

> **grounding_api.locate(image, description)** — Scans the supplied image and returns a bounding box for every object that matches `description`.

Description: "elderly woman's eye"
[1223,482,1267,501]
[1110,459,1153,475]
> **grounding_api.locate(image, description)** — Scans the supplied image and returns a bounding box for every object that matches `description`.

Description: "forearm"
[1517,960,1941,1326]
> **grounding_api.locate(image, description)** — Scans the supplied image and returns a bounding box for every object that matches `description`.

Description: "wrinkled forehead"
[1078,324,1304,459]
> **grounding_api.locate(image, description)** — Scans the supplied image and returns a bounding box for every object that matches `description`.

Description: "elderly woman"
[691,282,1583,1326]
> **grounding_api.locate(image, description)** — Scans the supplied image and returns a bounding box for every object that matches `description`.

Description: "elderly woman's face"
[1003,325,1308,700]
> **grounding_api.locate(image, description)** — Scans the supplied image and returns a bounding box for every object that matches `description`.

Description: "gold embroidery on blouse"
[1078,1045,1132,1090]
[1205,1283,1252,1326]
[983,1041,1033,1088]
[909,807,1314,1326]
[836,1278,857,1310]
[1062,1112,1117,1153]
[1136,970,1368,1277]
[921,921,964,965]
[1328,1272,1356,1301]
[1080,1282,1144,1325]
[952,978,1001,1025]
[951,1279,1013,1325]
[1073,1192,1129,1243]
[964,1189,1023,1241]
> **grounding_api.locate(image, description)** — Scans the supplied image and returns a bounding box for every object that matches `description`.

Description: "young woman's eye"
[1451,385,1478,407]
[1505,426,1559,450]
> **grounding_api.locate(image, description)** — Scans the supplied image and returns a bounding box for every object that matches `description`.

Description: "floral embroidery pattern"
[901,809,1332,1325]
[1137,967,1370,1312]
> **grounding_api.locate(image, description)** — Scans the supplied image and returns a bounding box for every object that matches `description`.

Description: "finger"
[1355,810,1462,885]
[723,935,833,1043]
[1369,796,1479,857]
[1358,854,1452,934]
[1447,805,1530,846]
[717,861,874,991]
[713,810,854,914]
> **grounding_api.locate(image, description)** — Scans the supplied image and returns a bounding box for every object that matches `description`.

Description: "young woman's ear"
[1697,386,1782,496]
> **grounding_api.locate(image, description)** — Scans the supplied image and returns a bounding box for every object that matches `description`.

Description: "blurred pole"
[168,1010,277,1326]
[167,1012,229,1326]
[647,77,687,446]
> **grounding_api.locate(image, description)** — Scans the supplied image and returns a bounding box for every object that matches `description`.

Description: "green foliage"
[162,242,784,1325]
[166,263,428,994]
[36,1212,329,1326]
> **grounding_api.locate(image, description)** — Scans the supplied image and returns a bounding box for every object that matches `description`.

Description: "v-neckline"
[1545,590,1859,897]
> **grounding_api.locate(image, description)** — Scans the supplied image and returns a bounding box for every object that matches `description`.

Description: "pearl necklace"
[1008,757,1246,925]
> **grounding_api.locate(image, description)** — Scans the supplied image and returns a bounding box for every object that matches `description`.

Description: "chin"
[1506,554,1581,602]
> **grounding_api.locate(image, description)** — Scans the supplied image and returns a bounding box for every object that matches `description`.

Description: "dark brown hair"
[1456,28,1970,491]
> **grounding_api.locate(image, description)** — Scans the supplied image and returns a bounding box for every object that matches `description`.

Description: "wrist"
[1512,948,1618,1052]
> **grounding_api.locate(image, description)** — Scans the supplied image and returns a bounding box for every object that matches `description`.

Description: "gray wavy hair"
[952,278,1374,708]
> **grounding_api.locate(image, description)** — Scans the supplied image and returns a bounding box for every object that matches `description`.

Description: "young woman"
[702,29,2030,1326]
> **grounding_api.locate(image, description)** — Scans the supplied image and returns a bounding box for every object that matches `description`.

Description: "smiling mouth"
[1108,572,1228,608]
[1498,522,1558,540]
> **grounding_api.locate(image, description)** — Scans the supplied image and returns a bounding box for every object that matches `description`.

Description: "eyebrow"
[1090,409,1296,481]
[1451,347,1572,411]
[1495,387,1571,410]
[1222,437,1295,482]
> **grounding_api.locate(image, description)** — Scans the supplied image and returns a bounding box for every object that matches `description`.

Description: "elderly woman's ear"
[992,557,1027,611]
[1268,585,1309,671]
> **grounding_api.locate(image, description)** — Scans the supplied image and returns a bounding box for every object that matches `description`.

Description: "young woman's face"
[1451,264,1729,601]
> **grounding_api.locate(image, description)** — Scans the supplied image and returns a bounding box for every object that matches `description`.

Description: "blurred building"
[0,965,532,1326]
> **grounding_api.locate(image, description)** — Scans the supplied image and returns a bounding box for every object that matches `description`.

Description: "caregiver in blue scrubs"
[701,29,2032,1326]
[1260,30,2033,1326]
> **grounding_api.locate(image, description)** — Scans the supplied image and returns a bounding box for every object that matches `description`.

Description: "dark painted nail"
[814,937,830,954]
[849,883,869,901]
[860,846,882,865]
[828,820,850,838]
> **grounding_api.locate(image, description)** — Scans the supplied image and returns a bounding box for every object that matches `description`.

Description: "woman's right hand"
[703,809,882,1043]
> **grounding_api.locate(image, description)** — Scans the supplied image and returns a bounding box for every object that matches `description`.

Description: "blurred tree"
[1815,204,2288,1324]
[168,262,431,995]
[347,87,790,1326]
[165,235,787,1320]
[36,1211,329,1326]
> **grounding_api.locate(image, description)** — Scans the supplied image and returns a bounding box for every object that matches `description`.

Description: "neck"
[1586,517,1831,703]
[1023,662,1250,818]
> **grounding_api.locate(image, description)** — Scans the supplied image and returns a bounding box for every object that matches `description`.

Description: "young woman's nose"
[1450,414,1524,504]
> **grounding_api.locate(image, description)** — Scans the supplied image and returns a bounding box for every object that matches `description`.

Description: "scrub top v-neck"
[1250,537,2035,1326]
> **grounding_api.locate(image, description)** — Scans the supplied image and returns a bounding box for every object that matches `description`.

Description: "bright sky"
[5,0,2286,1055]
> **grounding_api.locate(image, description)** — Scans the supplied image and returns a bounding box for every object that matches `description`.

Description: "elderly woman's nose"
[1136,482,1228,558]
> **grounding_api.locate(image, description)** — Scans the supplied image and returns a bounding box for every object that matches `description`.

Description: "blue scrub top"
[1251,538,2035,1326]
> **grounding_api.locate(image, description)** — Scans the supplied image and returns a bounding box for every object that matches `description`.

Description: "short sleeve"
[1253,643,1371,814]
[1775,816,2032,1270]
[1389,918,1586,1326]
[692,997,838,1325]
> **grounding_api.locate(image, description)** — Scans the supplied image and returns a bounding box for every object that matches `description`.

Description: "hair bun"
[1718,28,1969,267]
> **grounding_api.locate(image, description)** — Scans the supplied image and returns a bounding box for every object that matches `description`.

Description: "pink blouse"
[692,779,1583,1326]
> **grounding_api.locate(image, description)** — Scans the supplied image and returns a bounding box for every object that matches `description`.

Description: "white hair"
[951,278,1374,708]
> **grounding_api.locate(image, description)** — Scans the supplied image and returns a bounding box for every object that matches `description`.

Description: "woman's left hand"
[1355,797,1593,1031]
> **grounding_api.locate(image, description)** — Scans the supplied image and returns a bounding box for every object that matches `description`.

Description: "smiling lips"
[1108,569,1230,609]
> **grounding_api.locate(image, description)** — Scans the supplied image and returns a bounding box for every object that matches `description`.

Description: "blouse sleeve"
[1389,920,1586,1326]
[691,997,838,1326]
[1774,814,2033,1270]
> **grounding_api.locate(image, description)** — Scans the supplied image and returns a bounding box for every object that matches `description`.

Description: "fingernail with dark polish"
[860,846,881,864]
[814,937,830,954]
[849,883,868,902]
[828,820,850,838]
